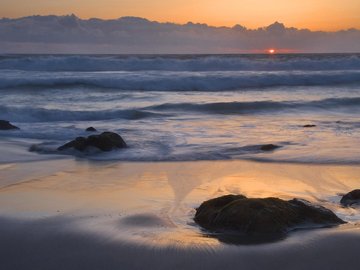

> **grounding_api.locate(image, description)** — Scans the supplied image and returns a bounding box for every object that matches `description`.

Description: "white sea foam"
[0,54,359,164]
[1,54,360,72]
[0,97,359,123]
[1,69,360,90]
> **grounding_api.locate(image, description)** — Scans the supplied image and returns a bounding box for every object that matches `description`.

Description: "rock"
[86,127,97,132]
[260,144,280,151]
[0,120,19,130]
[303,125,316,128]
[194,195,345,235]
[58,131,126,152]
[340,189,360,206]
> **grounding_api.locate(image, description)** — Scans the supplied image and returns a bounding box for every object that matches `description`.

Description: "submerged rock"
[260,144,280,151]
[340,190,360,207]
[195,195,345,235]
[303,124,317,128]
[0,120,19,130]
[86,127,97,132]
[58,131,126,152]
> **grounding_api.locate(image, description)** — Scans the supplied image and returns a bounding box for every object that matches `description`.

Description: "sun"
[268,49,276,54]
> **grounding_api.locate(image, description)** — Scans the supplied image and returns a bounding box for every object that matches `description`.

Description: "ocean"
[1,53,360,164]
[1,54,360,270]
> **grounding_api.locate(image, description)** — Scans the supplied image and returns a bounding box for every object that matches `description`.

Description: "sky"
[1,0,360,31]
[1,15,360,54]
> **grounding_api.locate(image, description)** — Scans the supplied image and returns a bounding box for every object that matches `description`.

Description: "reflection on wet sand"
[0,160,359,245]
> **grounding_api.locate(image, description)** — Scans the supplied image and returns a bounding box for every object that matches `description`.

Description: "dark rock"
[0,120,19,130]
[195,195,345,235]
[303,125,317,128]
[194,195,247,227]
[340,189,360,206]
[58,131,126,152]
[86,127,97,132]
[260,144,280,151]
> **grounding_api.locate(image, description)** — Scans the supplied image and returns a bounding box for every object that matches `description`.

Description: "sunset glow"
[0,0,360,268]
[1,0,360,31]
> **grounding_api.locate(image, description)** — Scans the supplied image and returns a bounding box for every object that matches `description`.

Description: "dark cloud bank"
[0,14,359,53]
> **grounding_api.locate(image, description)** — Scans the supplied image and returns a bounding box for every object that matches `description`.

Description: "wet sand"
[0,159,360,269]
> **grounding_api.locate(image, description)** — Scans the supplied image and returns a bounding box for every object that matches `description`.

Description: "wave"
[1,54,360,72]
[0,106,164,122]
[1,70,360,90]
[2,97,359,123]
[148,97,360,114]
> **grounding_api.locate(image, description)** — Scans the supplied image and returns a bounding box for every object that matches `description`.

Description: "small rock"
[0,120,19,130]
[260,144,280,151]
[340,189,360,206]
[195,195,345,235]
[86,127,97,132]
[58,131,126,152]
[303,125,316,128]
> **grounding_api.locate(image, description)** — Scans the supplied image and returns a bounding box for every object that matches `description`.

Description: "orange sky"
[1,0,360,31]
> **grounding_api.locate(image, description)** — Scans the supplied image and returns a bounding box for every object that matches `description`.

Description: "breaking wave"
[0,106,164,122]
[1,54,360,72]
[148,97,360,114]
[2,97,359,123]
[1,70,360,91]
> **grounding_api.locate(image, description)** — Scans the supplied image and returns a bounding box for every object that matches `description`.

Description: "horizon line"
[2,52,360,56]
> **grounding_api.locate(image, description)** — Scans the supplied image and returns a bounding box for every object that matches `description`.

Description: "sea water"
[1,54,360,163]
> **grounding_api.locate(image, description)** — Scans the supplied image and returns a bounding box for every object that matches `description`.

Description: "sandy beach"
[1,153,360,269]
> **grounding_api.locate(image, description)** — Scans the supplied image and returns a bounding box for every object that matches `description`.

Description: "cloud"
[0,14,359,53]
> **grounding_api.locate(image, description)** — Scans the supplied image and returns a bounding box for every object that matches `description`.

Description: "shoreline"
[2,136,360,166]
[1,52,360,269]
